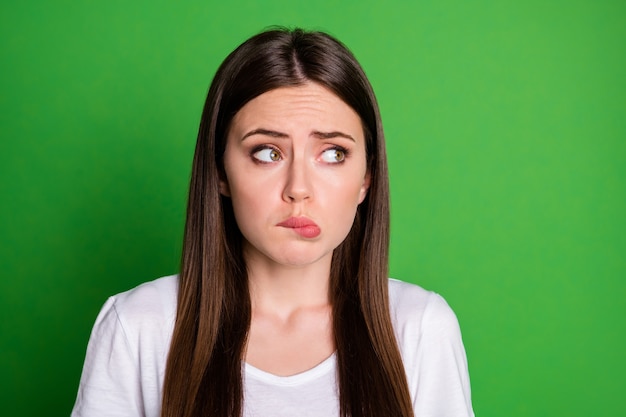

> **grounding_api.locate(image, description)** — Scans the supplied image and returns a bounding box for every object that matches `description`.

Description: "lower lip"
[291,225,321,238]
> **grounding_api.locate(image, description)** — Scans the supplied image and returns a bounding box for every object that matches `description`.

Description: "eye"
[252,147,282,163]
[320,147,347,163]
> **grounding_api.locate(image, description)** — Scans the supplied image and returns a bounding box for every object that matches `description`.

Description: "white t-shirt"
[71,275,474,417]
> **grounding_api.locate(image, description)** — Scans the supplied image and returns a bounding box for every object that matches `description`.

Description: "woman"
[72,28,474,417]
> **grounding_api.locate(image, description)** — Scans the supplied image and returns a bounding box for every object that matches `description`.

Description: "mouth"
[277,216,321,238]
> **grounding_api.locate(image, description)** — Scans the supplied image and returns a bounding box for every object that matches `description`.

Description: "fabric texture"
[71,275,474,417]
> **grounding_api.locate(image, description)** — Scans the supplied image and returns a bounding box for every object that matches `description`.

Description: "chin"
[272,255,326,268]
[265,247,333,268]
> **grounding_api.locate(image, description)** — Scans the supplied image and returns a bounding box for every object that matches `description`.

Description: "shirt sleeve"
[412,293,474,417]
[71,296,146,417]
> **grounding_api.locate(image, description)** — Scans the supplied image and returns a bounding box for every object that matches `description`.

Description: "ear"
[358,171,371,204]
[219,178,231,197]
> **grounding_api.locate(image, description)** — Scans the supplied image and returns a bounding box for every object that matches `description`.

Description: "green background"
[2,1,624,416]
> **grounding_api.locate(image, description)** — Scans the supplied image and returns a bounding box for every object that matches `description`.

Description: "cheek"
[225,170,280,235]
[228,176,262,216]
[322,177,366,224]
[227,185,263,243]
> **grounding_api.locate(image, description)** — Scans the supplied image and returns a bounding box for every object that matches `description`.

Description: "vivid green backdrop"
[1,1,624,416]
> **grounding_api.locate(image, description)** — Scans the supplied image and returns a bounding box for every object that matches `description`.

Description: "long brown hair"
[161,28,414,417]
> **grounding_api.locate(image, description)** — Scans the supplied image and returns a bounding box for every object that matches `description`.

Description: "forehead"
[229,82,363,135]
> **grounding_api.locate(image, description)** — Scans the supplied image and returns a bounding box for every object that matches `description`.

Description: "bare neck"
[245,252,333,317]
[243,248,335,376]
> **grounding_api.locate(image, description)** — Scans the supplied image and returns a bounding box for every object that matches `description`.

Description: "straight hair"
[161,28,414,417]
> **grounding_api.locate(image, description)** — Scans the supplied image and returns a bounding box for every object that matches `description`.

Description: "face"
[221,82,370,269]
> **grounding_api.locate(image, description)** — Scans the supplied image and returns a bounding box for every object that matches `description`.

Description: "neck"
[245,250,332,316]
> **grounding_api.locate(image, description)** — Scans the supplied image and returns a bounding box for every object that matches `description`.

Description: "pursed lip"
[277,216,321,238]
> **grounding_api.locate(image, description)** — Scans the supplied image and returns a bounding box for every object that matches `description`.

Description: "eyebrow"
[311,130,355,142]
[241,129,289,141]
[241,128,355,142]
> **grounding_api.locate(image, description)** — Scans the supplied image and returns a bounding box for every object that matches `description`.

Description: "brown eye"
[320,148,346,163]
[252,147,282,162]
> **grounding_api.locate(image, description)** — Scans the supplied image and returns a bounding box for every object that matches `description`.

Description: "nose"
[282,156,312,203]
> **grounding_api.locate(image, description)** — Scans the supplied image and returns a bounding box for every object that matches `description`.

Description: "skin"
[221,82,370,376]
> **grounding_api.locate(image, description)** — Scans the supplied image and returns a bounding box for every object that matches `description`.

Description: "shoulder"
[110,274,179,319]
[388,278,457,323]
[389,279,474,416]
[95,274,179,348]
[388,278,462,346]
[72,275,178,417]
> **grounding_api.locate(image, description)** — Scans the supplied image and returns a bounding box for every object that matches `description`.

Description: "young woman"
[72,28,474,417]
